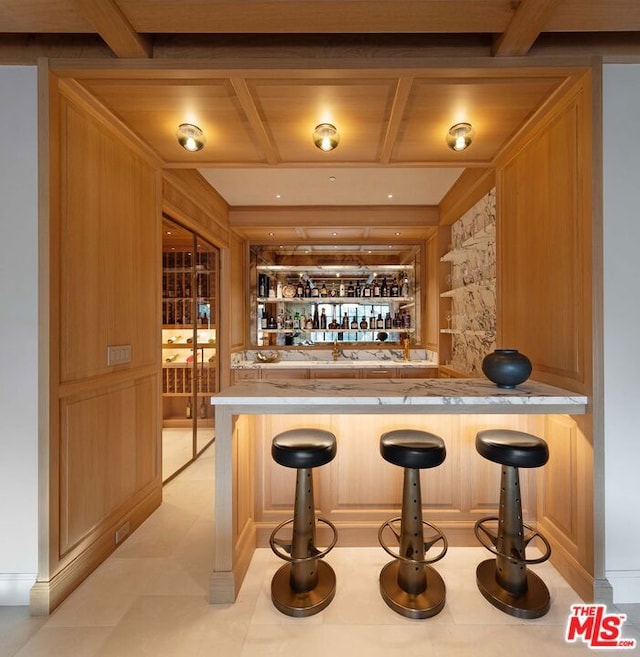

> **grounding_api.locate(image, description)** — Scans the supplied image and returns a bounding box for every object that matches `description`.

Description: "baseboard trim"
[605,570,640,604]
[30,486,162,615]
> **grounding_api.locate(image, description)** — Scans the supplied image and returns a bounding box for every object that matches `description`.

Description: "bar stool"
[378,429,448,619]
[474,429,552,619]
[269,428,338,617]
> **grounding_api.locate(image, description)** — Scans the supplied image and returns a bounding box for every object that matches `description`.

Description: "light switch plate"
[107,344,132,366]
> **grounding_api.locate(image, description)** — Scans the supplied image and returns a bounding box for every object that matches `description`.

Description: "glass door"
[161,216,219,482]
[194,236,218,455]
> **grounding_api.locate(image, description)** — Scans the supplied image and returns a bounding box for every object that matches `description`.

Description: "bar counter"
[209,378,588,603]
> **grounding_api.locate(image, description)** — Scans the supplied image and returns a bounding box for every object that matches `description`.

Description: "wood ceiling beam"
[229,77,279,165]
[380,76,414,164]
[73,0,152,58]
[492,0,562,57]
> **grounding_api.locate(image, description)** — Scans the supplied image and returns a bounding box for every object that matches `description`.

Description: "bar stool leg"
[379,468,446,619]
[397,468,427,595]
[290,468,318,593]
[271,467,336,617]
[476,465,550,619]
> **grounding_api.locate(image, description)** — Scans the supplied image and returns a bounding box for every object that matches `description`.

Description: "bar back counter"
[209,378,587,604]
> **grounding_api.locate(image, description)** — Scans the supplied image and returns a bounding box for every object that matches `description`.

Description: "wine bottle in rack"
[186,397,192,419]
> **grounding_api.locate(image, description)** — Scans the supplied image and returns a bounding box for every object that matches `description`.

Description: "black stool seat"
[380,430,446,470]
[272,428,337,469]
[476,429,548,469]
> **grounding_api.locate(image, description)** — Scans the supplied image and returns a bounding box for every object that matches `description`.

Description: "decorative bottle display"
[255,264,416,346]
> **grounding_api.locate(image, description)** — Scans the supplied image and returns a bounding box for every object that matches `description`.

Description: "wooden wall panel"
[60,100,158,382]
[60,376,158,554]
[33,75,163,614]
[229,232,246,351]
[496,74,592,394]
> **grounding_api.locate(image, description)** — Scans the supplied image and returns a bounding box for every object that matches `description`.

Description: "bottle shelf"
[439,280,496,297]
[261,328,414,334]
[440,224,496,262]
[258,296,413,304]
[439,329,494,336]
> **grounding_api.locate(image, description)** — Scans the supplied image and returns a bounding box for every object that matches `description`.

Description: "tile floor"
[2,445,639,657]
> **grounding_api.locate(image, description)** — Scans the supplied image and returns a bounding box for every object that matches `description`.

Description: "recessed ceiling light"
[275,194,281,199]
[388,194,393,199]
[329,176,336,182]
[395,232,401,236]
[166,230,172,235]
[332,232,338,236]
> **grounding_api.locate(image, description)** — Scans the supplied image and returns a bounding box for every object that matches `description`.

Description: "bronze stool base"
[379,560,446,619]
[271,560,336,618]
[476,559,550,619]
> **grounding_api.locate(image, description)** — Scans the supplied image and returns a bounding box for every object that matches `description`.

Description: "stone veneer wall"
[444,188,496,374]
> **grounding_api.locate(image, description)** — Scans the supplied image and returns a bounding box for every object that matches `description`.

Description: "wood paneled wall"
[496,72,593,395]
[32,75,163,614]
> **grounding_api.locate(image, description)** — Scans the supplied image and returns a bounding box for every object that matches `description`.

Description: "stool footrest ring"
[474,515,551,565]
[378,516,448,566]
[269,516,338,564]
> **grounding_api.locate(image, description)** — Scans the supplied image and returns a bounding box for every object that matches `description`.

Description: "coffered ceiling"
[3,0,639,209]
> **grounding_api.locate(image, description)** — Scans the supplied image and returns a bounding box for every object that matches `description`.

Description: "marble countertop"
[211,378,587,414]
[231,358,437,369]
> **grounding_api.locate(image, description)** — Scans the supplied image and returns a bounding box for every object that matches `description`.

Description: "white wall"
[0,66,39,604]
[602,64,640,603]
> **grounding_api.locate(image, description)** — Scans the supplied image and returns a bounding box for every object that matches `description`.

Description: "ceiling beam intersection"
[73,0,152,58]
[492,0,562,57]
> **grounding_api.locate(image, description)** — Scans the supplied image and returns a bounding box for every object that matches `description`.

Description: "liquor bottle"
[305,315,314,330]
[296,279,305,297]
[165,353,179,363]
[199,397,207,419]
[359,316,368,329]
[401,277,409,297]
[186,397,192,419]
[342,312,349,329]
[293,312,301,329]
[304,280,312,298]
[258,274,266,298]
[313,305,320,329]
[329,283,337,298]
[376,313,384,329]
[355,280,361,297]
[320,308,327,329]
[384,312,392,329]
[167,335,182,344]
[276,280,283,299]
[347,282,355,297]
[393,312,401,328]
[320,282,328,297]
[381,277,388,297]
[373,278,381,297]
[363,282,372,297]
[261,310,268,329]
[339,281,346,297]
[390,277,399,297]
[369,311,376,330]
[310,285,320,298]
[350,314,358,330]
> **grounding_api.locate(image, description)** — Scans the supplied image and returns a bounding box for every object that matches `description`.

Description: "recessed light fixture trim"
[176,123,206,152]
[313,123,340,152]
[446,122,475,152]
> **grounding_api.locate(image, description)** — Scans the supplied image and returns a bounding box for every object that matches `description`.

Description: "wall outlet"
[115,521,130,545]
[107,344,132,366]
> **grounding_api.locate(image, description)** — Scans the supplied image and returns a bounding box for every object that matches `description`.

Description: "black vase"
[482,349,532,389]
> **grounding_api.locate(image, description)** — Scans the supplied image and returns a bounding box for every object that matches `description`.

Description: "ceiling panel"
[392,77,566,163]
[79,78,266,163]
[247,78,397,163]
